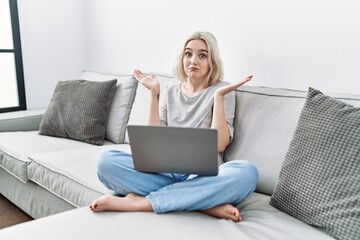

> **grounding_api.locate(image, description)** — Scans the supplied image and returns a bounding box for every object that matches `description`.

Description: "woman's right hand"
[134,69,160,95]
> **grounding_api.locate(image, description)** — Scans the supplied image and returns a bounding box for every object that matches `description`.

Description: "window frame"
[0,0,26,113]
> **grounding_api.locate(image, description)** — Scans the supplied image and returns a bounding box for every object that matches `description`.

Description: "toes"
[229,207,241,222]
[231,214,241,222]
[89,200,99,212]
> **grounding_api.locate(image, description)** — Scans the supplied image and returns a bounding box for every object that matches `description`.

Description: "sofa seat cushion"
[239,193,335,239]
[0,193,334,240]
[27,145,131,208]
[0,131,115,182]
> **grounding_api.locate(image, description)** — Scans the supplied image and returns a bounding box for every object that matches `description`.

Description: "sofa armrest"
[0,109,45,132]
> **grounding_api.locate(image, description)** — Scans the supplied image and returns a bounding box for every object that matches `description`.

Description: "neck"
[181,78,209,97]
[186,78,208,91]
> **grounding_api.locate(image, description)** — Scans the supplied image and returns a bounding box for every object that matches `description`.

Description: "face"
[183,39,210,82]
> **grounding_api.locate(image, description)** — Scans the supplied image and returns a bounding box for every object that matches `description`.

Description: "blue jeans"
[96,149,259,214]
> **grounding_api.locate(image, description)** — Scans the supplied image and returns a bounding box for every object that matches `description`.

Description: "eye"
[199,53,207,59]
[184,51,192,58]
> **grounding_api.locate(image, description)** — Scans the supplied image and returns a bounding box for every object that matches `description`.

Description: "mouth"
[188,67,199,71]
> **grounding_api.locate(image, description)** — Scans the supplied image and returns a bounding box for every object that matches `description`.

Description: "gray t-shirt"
[159,80,236,161]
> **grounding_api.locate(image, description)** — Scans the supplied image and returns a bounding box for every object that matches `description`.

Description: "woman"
[90,31,258,222]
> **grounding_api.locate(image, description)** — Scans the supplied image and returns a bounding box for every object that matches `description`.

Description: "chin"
[187,72,201,80]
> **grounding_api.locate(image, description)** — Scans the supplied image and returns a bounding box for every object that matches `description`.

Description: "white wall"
[84,0,360,94]
[18,0,85,109]
[19,0,360,109]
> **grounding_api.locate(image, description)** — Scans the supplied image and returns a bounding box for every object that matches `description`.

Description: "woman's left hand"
[216,75,253,97]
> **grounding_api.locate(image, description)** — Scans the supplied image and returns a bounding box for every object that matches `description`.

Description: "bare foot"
[90,193,153,212]
[202,204,241,222]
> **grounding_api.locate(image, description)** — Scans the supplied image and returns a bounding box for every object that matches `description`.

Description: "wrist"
[214,91,225,100]
[151,89,160,100]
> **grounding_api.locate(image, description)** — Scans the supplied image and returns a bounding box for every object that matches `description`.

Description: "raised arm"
[211,75,253,153]
[133,70,161,125]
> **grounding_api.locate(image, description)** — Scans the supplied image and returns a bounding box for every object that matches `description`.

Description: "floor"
[0,194,33,229]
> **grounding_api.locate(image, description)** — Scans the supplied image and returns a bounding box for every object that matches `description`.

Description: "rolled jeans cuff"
[146,194,162,214]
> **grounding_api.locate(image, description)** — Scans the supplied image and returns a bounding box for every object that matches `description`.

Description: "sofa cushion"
[223,86,360,196]
[81,71,138,144]
[39,79,117,145]
[270,87,360,240]
[0,167,75,219]
[223,86,307,195]
[124,73,178,143]
[0,131,115,182]
[27,145,131,207]
[0,192,335,240]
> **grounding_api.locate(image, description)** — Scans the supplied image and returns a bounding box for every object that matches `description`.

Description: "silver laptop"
[127,125,218,176]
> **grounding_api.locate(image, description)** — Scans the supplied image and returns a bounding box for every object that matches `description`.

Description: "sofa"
[0,71,359,240]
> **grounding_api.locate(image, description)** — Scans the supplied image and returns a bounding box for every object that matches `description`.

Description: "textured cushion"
[81,71,138,144]
[39,79,117,145]
[270,87,360,240]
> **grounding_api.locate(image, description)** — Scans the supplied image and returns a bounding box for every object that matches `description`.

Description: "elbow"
[217,143,227,153]
[217,147,225,153]
[217,136,230,153]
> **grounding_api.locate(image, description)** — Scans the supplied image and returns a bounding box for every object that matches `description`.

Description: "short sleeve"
[159,87,168,126]
[223,90,236,142]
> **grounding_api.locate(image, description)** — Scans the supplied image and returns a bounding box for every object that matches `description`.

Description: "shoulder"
[167,83,180,91]
[210,81,233,94]
[166,83,180,93]
[212,81,236,100]
[162,83,181,98]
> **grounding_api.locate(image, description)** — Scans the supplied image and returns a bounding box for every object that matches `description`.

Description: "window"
[0,0,26,113]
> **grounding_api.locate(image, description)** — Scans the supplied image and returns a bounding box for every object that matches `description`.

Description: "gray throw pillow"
[270,87,360,240]
[39,79,117,145]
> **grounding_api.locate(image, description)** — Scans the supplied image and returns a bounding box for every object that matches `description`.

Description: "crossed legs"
[90,193,242,221]
[90,150,258,222]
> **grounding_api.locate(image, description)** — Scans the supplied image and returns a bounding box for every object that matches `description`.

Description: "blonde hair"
[173,31,224,86]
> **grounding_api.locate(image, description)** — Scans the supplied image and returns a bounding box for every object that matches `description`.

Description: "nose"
[190,55,198,65]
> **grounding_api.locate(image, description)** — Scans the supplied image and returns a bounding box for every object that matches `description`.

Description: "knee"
[241,160,259,186]
[97,150,117,176]
[97,150,133,177]
[222,160,259,188]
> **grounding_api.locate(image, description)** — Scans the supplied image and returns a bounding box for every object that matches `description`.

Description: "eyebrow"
[184,48,208,53]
